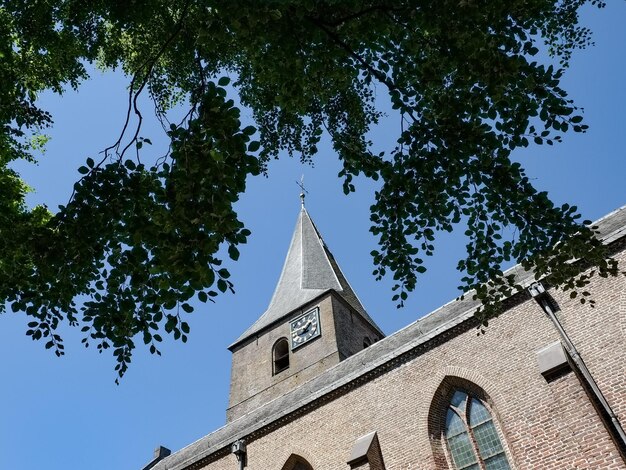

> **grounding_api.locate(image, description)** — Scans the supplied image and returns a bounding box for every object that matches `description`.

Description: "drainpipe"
[231,439,247,470]
[528,282,626,456]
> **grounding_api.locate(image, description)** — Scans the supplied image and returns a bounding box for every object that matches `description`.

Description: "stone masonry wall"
[228,294,342,421]
[333,295,384,361]
[210,246,626,469]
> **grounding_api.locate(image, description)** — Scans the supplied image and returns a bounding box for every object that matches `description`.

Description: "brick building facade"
[146,205,626,470]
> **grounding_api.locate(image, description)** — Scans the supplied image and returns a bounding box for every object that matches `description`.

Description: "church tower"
[227,207,384,422]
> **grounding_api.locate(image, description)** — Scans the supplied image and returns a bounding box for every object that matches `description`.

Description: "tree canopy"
[0,0,621,379]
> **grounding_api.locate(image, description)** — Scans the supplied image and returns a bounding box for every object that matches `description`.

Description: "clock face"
[290,308,321,349]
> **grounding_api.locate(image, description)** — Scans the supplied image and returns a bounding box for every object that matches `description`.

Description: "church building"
[144,204,626,470]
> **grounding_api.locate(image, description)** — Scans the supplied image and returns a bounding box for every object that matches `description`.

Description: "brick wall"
[208,246,626,469]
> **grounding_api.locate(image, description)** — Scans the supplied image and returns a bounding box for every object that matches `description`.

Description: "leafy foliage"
[0,0,620,378]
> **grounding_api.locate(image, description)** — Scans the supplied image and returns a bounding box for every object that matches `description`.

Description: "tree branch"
[313,4,402,27]
[62,1,194,210]
[102,0,192,163]
[307,16,419,123]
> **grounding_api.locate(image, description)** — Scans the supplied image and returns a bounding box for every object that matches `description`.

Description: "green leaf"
[228,245,240,261]
[181,303,194,313]
[2,0,617,381]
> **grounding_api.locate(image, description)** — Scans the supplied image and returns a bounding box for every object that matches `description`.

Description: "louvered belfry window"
[273,338,290,375]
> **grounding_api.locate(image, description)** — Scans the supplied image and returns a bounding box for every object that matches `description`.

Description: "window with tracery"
[444,390,511,470]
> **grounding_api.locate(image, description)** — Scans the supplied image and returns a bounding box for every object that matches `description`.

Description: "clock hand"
[297,320,312,335]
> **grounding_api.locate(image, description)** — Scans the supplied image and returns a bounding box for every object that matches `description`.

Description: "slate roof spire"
[229,207,383,349]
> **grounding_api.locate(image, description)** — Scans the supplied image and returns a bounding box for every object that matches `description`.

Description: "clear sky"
[1,4,625,470]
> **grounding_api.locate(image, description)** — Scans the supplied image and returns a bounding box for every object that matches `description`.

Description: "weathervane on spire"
[296,175,308,207]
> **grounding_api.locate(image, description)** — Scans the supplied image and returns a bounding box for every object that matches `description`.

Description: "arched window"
[444,390,511,470]
[273,338,290,375]
[363,336,372,348]
[281,454,313,470]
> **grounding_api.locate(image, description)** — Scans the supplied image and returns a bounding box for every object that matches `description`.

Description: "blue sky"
[1,4,625,469]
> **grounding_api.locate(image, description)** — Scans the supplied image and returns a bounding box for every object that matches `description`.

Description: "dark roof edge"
[227,289,333,351]
[228,289,386,352]
[155,301,482,470]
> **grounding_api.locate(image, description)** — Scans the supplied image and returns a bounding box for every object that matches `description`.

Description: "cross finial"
[296,175,308,207]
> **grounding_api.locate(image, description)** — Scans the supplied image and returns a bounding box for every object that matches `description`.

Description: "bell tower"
[226,207,384,422]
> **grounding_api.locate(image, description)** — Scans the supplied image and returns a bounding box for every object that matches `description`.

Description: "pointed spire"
[230,208,382,348]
